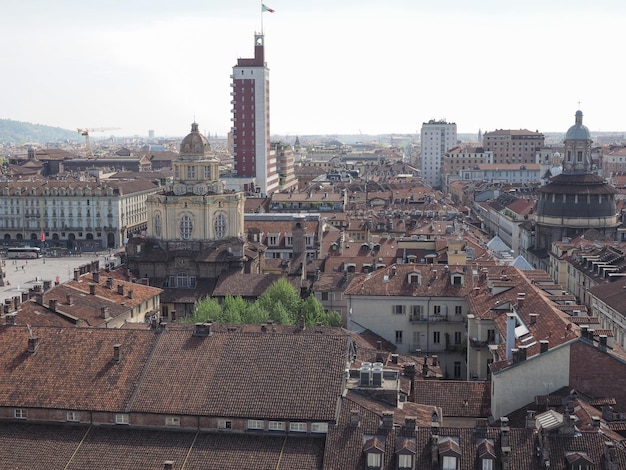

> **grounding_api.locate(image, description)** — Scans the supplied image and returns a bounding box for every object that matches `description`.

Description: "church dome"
[180,122,211,156]
[565,110,591,141]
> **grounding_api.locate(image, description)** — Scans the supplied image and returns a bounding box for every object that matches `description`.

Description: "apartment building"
[420,119,457,189]
[482,129,545,164]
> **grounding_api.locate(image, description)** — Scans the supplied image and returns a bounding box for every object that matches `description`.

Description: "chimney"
[431,355,438,367]
[93,271,100,283]
[430,434,439,466]
[350,409,360,427]
[580,325,589,340]
[4,312,16,326]
[163,461,174,470]
[377,340,383,350]
[128,289,134,299]
[49,298,57,312]
[403,362,416,379]
[539,340,549,353]
[261,323,267,333]
[107,277,114,289]
[516,293,525,307]
[529,313,538,324]
[475,417,489,435]
[605,442,618,470]
[381,411,394,429]
[298,316,305,329]
[113,344,122,363]
[66,294,73,305]
[28,336,40,354]
[506,312,516,360]
[526,410,536,429]
[101,306,110,319]
[500,417,510,450]
[599,335,608,351]
[73,269,80,281]
[170,310,176,321]
[591,416,601,428]
[375,351,384,363]
[89,284,96,295]
[391,353,398,364]
[404,417,417,432]
[117,284,124,296]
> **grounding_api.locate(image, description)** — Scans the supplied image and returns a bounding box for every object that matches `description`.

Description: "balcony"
[469,338,489,350]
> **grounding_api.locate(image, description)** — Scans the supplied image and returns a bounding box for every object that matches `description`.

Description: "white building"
[420,119,457,188]
[0,179,160,250]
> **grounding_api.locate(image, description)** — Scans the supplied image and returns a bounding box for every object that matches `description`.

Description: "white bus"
[6,247,42,259]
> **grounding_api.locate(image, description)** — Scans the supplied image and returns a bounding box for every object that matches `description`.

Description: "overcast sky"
[1,0,624,139]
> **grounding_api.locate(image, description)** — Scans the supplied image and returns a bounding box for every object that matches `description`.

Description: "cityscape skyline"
[1,1,625,138]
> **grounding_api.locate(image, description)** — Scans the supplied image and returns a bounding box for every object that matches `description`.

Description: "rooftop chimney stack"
[113,344,122,363]
[193,322,213,337]
[93,271,100,283]
[89,284,96,295]
[404,417,417,432]
[49,299,57,312]
[540,340,549,353]
[101,306,110,319]
[599,335,608,351]
[117,284,124,296]
[4,312,16,326]
[163,461,174,470]
[73,269,80,281]
[107,277,114,289]
[66,294,73,305]
[28,336,40,354]
[128,289,134,299]
[381,411,394,429]
[350,409,360,427]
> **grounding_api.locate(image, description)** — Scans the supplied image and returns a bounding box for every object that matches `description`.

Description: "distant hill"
[0,119,79,145]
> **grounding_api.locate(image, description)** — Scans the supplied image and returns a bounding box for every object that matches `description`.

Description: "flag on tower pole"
[262,3,275,13]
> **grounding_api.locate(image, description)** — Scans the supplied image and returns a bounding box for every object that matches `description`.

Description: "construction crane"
[77,127,120,156]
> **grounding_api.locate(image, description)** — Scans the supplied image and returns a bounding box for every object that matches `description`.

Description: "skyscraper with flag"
[230,31,279,196]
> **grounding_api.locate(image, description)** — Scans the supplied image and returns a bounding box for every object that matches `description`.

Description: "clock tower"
[147,122,244,242]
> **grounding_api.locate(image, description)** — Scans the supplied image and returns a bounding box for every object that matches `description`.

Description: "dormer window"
[451,273,463,286]
[478,439,496,470]
[408,272,421,285]
[363,436,385,469]
[565,451,593,470]
[396,437,416,470]
[439,436,461,470]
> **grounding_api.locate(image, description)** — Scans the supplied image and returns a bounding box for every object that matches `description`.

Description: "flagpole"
[261,2,264,34]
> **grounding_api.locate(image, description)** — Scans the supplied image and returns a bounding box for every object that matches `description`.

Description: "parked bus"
[6,247,42,259]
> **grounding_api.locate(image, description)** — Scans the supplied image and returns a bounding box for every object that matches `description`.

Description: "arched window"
[154,213,162,237]
[180,215,192,240]
[214,213,227,239]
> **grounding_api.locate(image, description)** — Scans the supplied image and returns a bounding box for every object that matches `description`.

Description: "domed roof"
[565,110,591,141]
[180,122,211,156]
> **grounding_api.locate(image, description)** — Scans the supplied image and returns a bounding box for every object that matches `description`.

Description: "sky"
[1,0,625,139]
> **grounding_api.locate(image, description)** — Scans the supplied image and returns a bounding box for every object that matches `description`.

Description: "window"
[289,422,307,432]
[268,421,286,431]
[367,452,382,468]
[482,459,493,470]
[321,292,330,301]
[165,416,180,427]
[454,361,461,379]
[115,413,129,425]
[411,305,424,318]
[214,213,227,239]
[433,305,442,315]
[455,305,462,315]
[433,331,441,344]
[205,166,212,179]
[311,422,328,433]
[67,411,80,422]
[392,305,405,315]
[14,409,27,419]
[218,419,232,429]
[454,331,462,345]
[395,330,403,344]
[180,215,193,240]
[154,213,162,237]
[187,165,196,178]
[398,454,413,469]
[247,419,264,430]
[442,456,457,470]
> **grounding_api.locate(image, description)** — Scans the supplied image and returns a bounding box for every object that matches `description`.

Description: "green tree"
[242,301,270,324]
[221,295,246,323]
[187,296,221,323]
[256,278,302,324]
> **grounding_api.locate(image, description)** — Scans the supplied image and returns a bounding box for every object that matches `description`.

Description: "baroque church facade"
[126,123,264,317]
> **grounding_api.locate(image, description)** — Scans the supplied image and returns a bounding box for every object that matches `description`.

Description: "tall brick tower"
[231,33,279,196]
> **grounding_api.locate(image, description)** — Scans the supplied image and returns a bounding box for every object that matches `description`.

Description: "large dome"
[180,122,211,156]
[565,110,591,141]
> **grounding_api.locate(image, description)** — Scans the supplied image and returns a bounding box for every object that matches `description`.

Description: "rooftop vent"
[193,322,213,337]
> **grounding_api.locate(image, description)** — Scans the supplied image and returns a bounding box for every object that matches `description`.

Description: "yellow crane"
[77,127,120,156]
